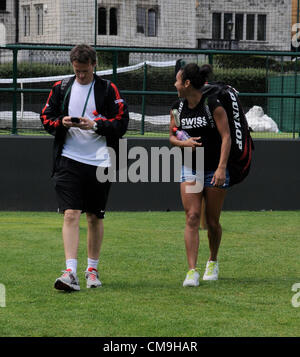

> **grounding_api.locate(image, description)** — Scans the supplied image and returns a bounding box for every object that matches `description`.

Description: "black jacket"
[40,74,129,175]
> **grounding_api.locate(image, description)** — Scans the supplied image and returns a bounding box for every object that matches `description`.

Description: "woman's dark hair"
[181,63,213,89]
[70,44,97,64]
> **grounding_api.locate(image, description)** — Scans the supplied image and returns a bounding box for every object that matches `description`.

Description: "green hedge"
[112,66,271,108]
[214,54,276,69]
[97,51,129,67]
[0,62,74,78]
[0,55,128,79]
[0,61,272,109]
[214,54,300,72]
[0,61,271,93]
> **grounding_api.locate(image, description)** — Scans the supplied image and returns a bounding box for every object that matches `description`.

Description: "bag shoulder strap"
[61,77,74,113]
[178,99,184,116]
[102,78,111,96]
[173,99,184,127]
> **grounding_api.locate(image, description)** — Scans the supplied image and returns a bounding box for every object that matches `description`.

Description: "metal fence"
[0,44,300,139]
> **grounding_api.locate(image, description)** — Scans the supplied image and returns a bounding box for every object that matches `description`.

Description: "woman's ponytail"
[181,63,213,89]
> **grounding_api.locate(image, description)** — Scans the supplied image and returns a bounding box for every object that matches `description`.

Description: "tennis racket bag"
[202,82,254,187]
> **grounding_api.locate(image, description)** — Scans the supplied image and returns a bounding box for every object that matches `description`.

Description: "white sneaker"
[85,267,102,288]
[54,269,80,291]
[183,269,200,287]
[203,260,219,281]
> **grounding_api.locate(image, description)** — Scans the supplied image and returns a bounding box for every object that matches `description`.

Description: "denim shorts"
[180,166,230,188]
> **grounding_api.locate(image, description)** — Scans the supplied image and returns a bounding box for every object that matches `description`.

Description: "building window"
[212,13,266,42]
[246,14,255,40]
[257,14,266,41]
[147,9,157,37]
[0,0,6,11]
[224,13,233,40]
[137,7,146,34]
[235,13,244,41]
[212,13,221,40]
[35,5,43,35]
[109,8,118,35]
[98,7,107,35]
[98,7,118,36]
[23,6,30,37]
[137,6,157,37]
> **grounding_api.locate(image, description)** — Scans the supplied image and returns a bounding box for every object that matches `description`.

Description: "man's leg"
[54,209,81,291]
[86,213,104,261]
[63,209,81,261]
[85,213,104,288]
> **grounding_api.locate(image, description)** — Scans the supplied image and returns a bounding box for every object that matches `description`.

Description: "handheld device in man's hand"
[71,117,80,123]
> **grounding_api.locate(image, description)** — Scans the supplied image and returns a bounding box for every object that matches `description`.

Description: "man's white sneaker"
[85,267,102,288]
[54,269,80,291]
[203,260,219,281]
[183,269,200,287]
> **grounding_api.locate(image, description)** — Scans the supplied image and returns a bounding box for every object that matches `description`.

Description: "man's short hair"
[70,44,97,65]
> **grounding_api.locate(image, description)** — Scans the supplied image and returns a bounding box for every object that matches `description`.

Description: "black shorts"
[53,156,111,219]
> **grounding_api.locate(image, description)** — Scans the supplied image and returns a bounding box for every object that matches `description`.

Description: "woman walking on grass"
[169,63,231,286]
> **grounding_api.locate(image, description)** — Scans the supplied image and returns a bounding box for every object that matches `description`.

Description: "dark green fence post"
[293,57,298,139]
[265,56,269,116]
[12,48,18,135]
[94,0,97,48]
[297,0,300,138]
[141,62,148,135]
[280,56,284,131]
[112,50,118,84]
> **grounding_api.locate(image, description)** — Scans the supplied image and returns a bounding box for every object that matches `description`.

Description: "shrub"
[0,61,273,111]
[214,54,277,70]
[0,62,73,78]
[214,53,300,73]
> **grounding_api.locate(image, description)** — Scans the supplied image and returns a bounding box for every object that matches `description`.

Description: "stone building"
[16,0,197,48]
[0,0,17,45]
[197,0,292,51]
[0,0,18,62]
[0,0,295,52]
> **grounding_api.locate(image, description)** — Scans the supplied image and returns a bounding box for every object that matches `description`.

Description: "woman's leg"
[204,187,227,261]
[180,182,203,270]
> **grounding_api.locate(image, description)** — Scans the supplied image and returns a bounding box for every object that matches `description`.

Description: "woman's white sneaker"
[203,260,219,280]
[183,269,200,287]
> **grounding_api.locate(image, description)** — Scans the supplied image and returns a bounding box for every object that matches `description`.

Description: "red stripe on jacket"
[95,82,124,122]
[41,81,62,127]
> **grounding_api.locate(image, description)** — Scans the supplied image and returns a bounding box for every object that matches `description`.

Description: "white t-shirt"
[62,80,111,167]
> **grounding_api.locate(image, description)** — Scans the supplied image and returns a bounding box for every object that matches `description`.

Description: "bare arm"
[169,110,201,148]
[211,106,231,186]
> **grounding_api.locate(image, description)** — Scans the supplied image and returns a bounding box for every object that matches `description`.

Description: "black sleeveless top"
[171,96,223,171]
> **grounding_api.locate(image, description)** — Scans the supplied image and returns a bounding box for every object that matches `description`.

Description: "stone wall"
[197,0,292,51]
[7,0,295,51]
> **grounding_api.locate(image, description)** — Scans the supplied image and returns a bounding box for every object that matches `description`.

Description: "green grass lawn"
[0,210,299,337]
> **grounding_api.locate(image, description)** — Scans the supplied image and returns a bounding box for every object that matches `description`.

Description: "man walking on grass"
[41,44,129,291]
